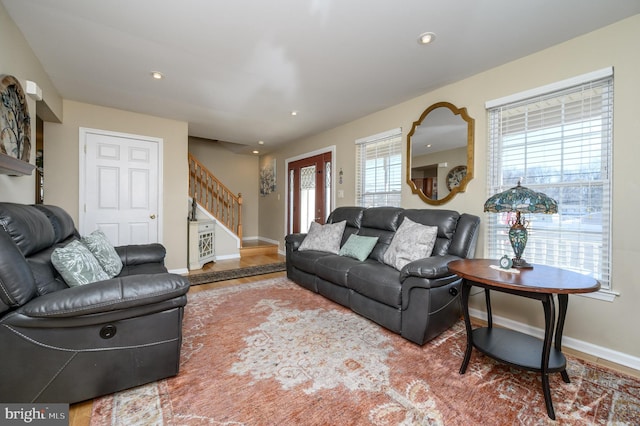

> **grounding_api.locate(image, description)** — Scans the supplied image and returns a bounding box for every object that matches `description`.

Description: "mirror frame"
[406,101,475,205]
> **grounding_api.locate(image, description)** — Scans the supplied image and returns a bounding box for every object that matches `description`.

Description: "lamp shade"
[484,182,558,214]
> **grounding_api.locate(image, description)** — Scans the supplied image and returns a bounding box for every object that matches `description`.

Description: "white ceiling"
[3,0,639,155]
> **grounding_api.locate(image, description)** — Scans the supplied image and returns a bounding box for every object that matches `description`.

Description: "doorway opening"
[286,149,333,234]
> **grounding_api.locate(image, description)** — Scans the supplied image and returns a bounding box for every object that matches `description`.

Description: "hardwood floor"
[68,253,286,426]
[69,251,639,425]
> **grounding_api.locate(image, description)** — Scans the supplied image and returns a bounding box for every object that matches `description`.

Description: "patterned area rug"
[91,277,640,425]
[187,262,286,285]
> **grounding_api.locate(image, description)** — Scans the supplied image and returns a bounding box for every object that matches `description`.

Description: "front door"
[80,128,162,245]
[287,152,332,234]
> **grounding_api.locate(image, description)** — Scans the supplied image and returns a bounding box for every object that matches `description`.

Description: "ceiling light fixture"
[418,32,436,45]
[252,150,259,154]
[290,111,298,116]
[258,140,265,145]
[150,71,164,80]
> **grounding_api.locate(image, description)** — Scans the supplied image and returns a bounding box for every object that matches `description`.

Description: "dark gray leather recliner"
[0,202,190,403]
[286,206,480,345]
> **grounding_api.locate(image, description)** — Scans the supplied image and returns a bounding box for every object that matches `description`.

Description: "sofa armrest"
[400,254,462,282]
[116,244,166,266]
[13,273,189,319]
[285,233,307,251]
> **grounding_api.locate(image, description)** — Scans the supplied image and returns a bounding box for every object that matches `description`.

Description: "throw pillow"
[298,220,346,254]
[81,229,123,278]
[51,240,110,287]
[338,234,378,261]
[383,217,438,270]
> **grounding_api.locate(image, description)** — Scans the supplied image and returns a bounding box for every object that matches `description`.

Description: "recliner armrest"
[10,273,189,319]
[400,254,461,282]
[116,244,166,266]
[285,233,307,251]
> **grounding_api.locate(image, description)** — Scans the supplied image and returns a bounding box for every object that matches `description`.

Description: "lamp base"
[512,258,533,269]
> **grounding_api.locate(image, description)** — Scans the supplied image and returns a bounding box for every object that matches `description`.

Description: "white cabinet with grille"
[188,220,215,270]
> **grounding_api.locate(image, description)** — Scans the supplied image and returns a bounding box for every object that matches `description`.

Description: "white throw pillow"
[383,217,438,270]
[298,220,347,254]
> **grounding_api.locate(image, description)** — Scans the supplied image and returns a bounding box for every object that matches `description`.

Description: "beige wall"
[262,15,640,360]
[0,3,62,203]
[1,1,189,270]
[188,137,260,239]
[44,100,189,270]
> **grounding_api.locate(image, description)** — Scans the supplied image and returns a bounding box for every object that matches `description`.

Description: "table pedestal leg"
[541,295,556,420]
[556,294,571,384]
[459,280,473,374]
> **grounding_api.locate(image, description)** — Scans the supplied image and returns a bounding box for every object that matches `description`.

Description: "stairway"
[189,153,243,245]
[189,153,280,259]
[240,239,279,257]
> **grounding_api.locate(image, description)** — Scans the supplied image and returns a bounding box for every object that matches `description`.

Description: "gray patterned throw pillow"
[51,240,110,287]
[81,229,123,278]
[383,217,438,270]
[298,220,346,254]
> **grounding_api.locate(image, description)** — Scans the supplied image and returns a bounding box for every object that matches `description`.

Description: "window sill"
[577,288,619,302]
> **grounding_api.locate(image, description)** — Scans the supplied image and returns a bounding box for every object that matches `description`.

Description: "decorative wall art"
[0,74,34,175]
[260,158,276,196]
[1,75,31,161]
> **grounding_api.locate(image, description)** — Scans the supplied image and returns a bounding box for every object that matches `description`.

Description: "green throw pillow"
[339,234,378,261]
[81,229,123,278]
[51,240,110,287]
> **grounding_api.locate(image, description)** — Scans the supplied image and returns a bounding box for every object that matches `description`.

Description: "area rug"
[187,262,286,285]
[90,277,640,425]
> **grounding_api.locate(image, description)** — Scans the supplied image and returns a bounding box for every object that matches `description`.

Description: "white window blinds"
[355,128,402,207]
[486,70,613,289]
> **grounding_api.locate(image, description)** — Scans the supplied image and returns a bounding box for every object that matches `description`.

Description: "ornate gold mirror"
[407,102,474,205]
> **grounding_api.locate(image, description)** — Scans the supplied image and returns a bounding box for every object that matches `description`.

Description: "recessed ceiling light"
[252,150,260,154]
[290,111,298,116]
[150,71,164,80]
[418,32,436,45]
[258,140,265,145]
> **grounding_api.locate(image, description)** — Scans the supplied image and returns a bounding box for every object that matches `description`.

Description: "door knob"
[150,214,156,219]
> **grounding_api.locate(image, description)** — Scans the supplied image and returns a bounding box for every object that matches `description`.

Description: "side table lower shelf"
[472,328,566,373]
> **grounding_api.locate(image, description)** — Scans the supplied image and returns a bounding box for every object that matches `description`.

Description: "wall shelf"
[0,153,35,176]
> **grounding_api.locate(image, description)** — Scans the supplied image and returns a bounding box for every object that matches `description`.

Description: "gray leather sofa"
[0,203,190,403]
[285,207,480,345]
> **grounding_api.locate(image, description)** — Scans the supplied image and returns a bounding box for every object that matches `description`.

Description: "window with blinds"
[486,69,613,289]
[355,128,402,207]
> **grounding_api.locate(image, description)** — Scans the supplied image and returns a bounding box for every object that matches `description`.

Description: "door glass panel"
[289,169,294,234]
[300,165,316,233]
[325,161,331,221]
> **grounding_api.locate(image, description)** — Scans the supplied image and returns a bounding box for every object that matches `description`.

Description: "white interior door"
[80,128,162,245]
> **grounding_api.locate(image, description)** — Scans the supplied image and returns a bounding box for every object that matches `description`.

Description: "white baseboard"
[469,307,640,372]
[169,267,189,275]
[214,253,241,261]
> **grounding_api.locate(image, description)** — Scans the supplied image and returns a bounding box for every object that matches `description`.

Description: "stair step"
[240,240,278,257]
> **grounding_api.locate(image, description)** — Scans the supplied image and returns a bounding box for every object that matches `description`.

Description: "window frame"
[355,128,402,207]
[485,68,615,300]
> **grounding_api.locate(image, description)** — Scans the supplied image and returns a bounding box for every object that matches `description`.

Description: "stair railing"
[188,153,243,245]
